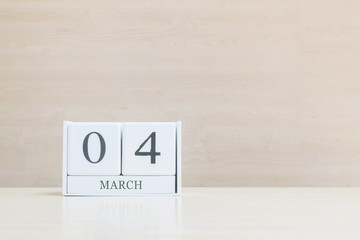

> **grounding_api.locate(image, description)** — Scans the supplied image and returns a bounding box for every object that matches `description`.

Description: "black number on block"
[83,132,106,164]
[135,132,160,164]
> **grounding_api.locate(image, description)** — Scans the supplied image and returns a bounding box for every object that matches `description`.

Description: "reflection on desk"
[62,195,180,238]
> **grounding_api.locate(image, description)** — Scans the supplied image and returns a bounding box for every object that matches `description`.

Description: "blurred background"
[1,0,360,187]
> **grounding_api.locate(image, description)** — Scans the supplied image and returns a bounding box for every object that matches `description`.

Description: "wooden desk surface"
[0,188,359,239]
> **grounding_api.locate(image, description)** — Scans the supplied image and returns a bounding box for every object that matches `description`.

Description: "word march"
[100,180,142,190]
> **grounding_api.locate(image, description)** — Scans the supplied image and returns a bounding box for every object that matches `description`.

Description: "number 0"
[83,132,106,164]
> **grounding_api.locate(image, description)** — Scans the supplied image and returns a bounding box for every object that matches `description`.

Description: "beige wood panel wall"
[1,0,360,187]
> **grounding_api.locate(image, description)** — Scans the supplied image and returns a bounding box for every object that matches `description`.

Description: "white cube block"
[67,123,121,175]
[122,122,176,176]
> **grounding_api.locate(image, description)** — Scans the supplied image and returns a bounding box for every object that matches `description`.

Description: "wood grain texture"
[1,0,360,187]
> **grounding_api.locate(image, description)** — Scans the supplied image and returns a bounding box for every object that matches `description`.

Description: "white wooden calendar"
[63,121,181,195]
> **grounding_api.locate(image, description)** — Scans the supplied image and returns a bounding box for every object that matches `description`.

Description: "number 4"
[135,132,161,164]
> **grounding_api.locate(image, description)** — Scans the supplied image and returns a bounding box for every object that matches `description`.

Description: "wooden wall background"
[1,0,360,187]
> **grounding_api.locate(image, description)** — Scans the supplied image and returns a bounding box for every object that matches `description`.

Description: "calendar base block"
[66,176,176,195]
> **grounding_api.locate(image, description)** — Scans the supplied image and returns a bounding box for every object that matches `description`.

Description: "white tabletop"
[0,188,359,239]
